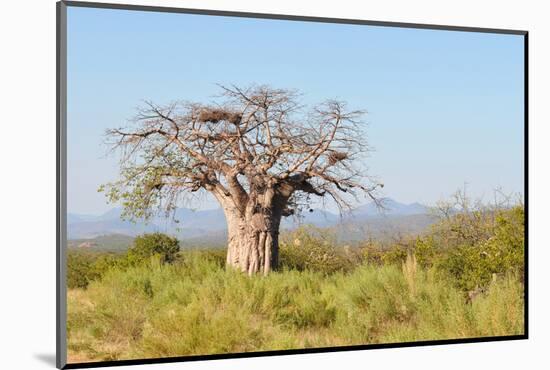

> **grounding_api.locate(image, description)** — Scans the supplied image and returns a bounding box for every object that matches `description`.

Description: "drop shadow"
[34,353,57,367]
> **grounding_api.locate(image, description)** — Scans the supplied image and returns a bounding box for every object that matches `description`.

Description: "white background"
[1,0,547,369]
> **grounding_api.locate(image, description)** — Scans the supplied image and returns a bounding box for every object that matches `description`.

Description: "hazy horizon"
[68,196,412,217]
[67,7,524,215]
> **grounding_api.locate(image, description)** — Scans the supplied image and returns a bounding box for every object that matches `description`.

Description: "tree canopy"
[101,85,380,221]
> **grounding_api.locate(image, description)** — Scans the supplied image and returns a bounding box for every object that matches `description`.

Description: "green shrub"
[381,245,408,266]
[429,207,494,250]
[413,237,438,268]
[67,250,127,289]
[67,252,101,289]
[489,206,525,277]
[279,225,357,274]
[92,253,125,275]
[67,233,182,290]
[127,233,180,265]
[436,206,524,291]
[359,241,385,265]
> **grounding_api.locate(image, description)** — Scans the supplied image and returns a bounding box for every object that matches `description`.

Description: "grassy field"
[67,253,523,362]
[67,206,525,363]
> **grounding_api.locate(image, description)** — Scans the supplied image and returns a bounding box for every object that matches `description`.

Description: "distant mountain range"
[353,198,427,217]
[67,198,433,245]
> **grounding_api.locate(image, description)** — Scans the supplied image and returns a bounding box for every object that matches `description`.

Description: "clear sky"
[67,6,525,215]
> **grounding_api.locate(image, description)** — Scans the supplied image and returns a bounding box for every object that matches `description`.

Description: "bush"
[67,252,101,289]
[413,237,438,268]
[436,206,524,291]
[196,248,226,268]
[359,241,385,265]
[67,251,124,289]
[380,245,408,266]
[279,225,358,274]
[127,233,180,265]
[67,233,181,290]
[428,190,497,249]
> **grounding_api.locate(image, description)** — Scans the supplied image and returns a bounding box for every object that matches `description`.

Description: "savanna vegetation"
[67,199,525,363]
[67,85,523,363]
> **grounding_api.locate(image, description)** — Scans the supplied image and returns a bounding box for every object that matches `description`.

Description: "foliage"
[279,225,360,274]
[67,256,524,362]
[413,236,439,269]
[435,206,524,291]
[67,233,181,289]
[66,202,525,362]
[100,85,384,274]
[358,241,385,265]
[100,85,377,224]
[127,233,180,265]
[68,205,524,294]
[67,252,100,289]
[380,245,408,266]
[67,251,121,289]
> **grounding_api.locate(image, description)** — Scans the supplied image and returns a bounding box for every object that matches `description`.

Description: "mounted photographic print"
[56,1,528,369]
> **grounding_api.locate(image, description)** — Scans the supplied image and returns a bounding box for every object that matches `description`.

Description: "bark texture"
[226,217,280,275]
[221,187,285,275]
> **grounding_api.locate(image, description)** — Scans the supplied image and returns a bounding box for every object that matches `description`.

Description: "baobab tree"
[101,85,380,275]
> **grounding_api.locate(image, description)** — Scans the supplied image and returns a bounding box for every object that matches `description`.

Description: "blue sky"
[67,6,525,215]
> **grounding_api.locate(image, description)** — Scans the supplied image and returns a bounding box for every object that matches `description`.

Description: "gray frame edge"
[56,1,528,369]
[63,0,527,35]
[56,1,68,369]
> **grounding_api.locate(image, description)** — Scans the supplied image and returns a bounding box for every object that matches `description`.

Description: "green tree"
[127,233,180,264]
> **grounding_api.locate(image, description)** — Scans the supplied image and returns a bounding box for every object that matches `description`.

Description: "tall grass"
[67,251,524,363]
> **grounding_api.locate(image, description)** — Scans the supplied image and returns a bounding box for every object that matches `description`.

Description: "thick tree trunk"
[225,212,282,275]
[214,183,288,275]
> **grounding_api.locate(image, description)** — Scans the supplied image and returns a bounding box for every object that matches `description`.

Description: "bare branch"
[102,85,378,219]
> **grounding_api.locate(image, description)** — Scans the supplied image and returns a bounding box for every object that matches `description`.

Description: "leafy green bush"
[67,251,124,289]
[127,233,180,265]
[68,233,182,290]
[67,252,101,289]
[380,245,408,266]
[436,206,524,291]
[279,225,358,274]
[412,237,436,268]
[359,241,385,265]
[428,190,497,250]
